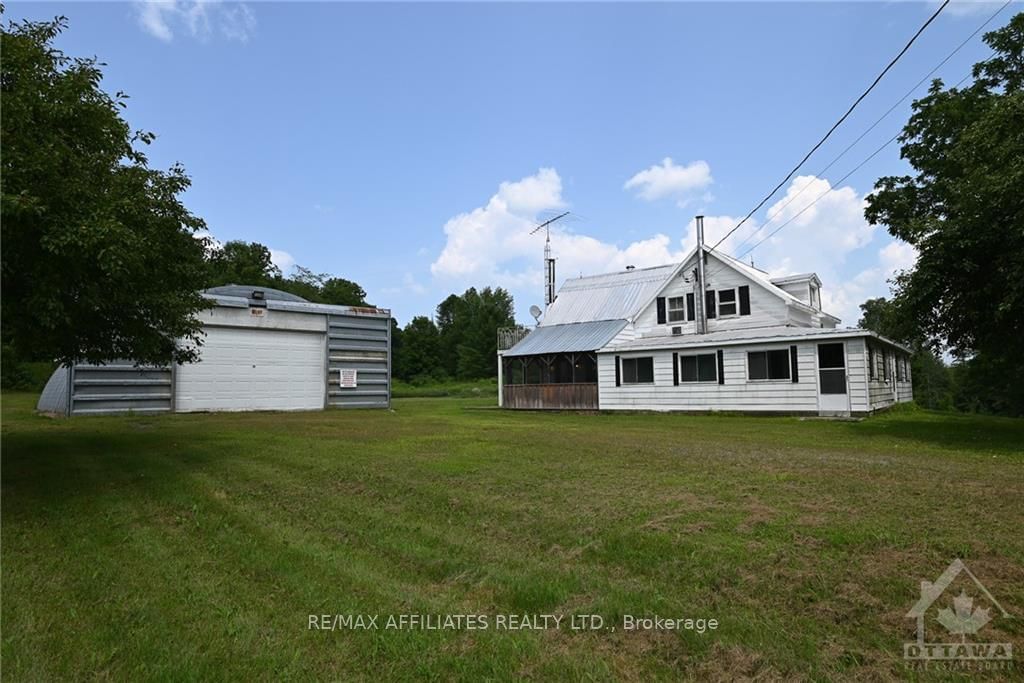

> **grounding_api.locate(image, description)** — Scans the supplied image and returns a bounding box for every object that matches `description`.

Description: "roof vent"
[626,265,635,271]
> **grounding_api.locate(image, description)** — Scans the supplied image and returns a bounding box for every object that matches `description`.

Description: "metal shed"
[36,285,392,416]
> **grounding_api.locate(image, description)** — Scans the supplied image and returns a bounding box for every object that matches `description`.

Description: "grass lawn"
[3,393,1023,680]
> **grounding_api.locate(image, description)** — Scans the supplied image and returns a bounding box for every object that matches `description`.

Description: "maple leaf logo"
[936,590,991,640]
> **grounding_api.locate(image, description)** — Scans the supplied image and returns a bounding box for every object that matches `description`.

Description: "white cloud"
[624,158,712,206]
[218,3,256,42]
[936,0,1004,17]
[700,175,881,326]
[429,168,911,326]
[269,249,295,274]
[135,1,255,43]
[430,168,691,314]
[879,240,918,278]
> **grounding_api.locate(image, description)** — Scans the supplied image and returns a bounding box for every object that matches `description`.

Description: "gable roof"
[540,246,839,328]
[539,264,676,326]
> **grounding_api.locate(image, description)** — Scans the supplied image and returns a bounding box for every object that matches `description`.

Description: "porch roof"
[503,319,627,357]
[603,325,912,354]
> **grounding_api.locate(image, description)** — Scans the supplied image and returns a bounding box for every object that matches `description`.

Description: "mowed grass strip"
[2,393,1023,680]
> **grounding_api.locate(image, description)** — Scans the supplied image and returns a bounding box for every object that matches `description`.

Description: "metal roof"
[203,284,309,302]
[540,264,676,326]
[503,319,627,357]
[203,292,391,318]
[603,325,911,353]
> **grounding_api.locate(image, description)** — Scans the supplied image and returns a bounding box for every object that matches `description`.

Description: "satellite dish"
[529,305,542,322]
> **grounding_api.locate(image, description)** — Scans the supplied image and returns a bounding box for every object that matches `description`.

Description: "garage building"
[37,285,391,415]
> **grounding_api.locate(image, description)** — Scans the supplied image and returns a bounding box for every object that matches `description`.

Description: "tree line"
[3,12,1022,414]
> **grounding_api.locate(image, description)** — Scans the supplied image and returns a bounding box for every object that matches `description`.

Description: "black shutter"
[716,350,724,385]
[790,345,799,383]
[656,297,666,324]
[739,285,751,316]
[686,293,695,321]
[672,353,679,386]
[705,291,716,319]
[615,356,621,386]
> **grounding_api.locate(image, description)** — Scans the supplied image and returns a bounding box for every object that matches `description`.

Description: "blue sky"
[8,1,1016,325]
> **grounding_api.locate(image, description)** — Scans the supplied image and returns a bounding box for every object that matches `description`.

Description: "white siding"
[865,344,913,410]
[846,338,870,414]
[598,343,819,412]
[632,253,789,339]
[778,281,810,304]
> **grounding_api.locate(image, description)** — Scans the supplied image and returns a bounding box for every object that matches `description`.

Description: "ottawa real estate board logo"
[904,558,1013,668]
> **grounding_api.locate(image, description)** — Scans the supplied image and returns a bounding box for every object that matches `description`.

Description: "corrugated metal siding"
[504,320,627,357]
[327,312,391,409]
[37,366,71,415]
[69,363,173,415]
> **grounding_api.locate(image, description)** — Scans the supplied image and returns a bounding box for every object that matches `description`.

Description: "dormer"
[770,273,823,311]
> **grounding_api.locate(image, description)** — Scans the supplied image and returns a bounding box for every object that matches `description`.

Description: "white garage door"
[176,326,326,412]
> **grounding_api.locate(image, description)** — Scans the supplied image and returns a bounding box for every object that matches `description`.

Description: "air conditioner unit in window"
[671,326,683,336]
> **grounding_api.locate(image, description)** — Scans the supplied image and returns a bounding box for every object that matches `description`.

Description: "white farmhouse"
[499,222,912,416]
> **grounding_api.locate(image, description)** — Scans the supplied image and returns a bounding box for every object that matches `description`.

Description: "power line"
[726,0,1013,257]
[734,63,983,262]
[706,0,951,255]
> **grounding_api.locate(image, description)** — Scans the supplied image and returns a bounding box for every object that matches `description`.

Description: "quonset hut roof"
[503,319,627,357]
[203,284,309,302]
[539,264,676,326]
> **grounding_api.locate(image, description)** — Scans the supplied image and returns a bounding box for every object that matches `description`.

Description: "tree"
[267,265,369,306]
[398,316,442,380]
[857,297,954,411]
[864,14,1024,414]
[435,287,515,379]
[1,16,211,366]
[318,277,368,307]
[208,241,281,287]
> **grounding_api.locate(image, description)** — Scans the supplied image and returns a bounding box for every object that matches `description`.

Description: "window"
[680,353,717,382]
[868,345,876,379]
[748,349,791,380]
[718,288,737,316]
[810,285,820,310]
[621,357,654,384]
[667,296,687,322]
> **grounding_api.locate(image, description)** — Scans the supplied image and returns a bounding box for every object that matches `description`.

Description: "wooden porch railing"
[502,383,598,410]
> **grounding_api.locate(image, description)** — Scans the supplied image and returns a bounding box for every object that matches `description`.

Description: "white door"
[816,342,851,416]
[176,327,326,412]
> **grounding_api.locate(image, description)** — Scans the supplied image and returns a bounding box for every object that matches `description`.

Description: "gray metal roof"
[203,284,309,302]
[540,264,676,326]
[603,325,911,353]
[203,292,391,318]
[503,319,627,357]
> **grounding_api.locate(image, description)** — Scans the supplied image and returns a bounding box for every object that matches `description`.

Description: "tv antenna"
[530,211,570,307]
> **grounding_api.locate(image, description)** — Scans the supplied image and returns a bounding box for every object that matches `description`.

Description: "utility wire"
[726,0,1013,257]
[733,65,981,262]
[706,0,950,255]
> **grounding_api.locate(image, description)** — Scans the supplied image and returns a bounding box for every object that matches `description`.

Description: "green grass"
[3,393,1023,680]
[391,377,497,399]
